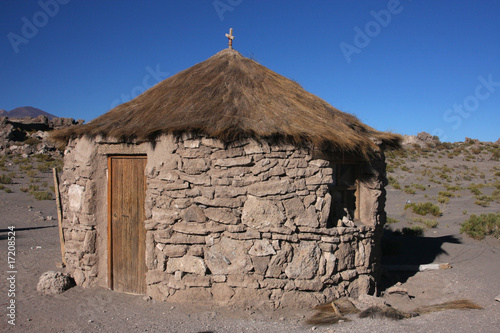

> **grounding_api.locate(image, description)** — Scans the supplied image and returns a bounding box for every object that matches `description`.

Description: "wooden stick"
[383,263,451,272]
[53,168,66,267]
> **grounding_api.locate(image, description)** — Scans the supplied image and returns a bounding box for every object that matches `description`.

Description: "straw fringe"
[307,298,482,325]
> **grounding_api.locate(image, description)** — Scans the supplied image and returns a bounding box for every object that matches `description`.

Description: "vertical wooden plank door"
[108,156,147,294]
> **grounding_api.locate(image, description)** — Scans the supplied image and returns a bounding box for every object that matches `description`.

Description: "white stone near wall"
[68,184,84,212]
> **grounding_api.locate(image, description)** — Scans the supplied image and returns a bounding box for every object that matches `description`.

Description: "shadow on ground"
[0,225,57,240]
[379,229,461,291]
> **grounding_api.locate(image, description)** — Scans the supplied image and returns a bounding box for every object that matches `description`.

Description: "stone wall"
[59,137,107,287]
[58,133,387,308]
[143,134,385,308]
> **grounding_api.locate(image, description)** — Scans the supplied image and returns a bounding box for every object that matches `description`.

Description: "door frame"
[107,155,147,292]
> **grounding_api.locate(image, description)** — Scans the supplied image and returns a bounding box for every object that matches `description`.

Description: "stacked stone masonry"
[59,134,387,308]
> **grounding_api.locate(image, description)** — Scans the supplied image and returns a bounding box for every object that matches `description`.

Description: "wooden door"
[108,156,147,294]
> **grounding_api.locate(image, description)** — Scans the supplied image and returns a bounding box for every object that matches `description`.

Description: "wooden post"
[53,168,66,267]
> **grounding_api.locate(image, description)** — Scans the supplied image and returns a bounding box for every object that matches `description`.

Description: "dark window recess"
[327,164,359,228]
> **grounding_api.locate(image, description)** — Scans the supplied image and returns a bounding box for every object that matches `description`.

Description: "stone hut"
[52,48,401,308]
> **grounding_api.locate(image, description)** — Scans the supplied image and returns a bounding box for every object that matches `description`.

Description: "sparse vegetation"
[474,195,492,207]
[388,176,401,189]
[405,202,442,217]
[445,185,462,192]
[386,217,399,224]
[460,213,500,240]
[413,184,427,191]
[23,137,41,147]
[395,226,425,237]
[26,169,38,178]
[403,186,416,194]
[0,174,13,184]
[32,191,53,200]
[437,195,450,204]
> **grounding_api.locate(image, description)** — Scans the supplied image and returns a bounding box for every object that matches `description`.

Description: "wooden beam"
[52,168,66,267]
[107,157,113,290]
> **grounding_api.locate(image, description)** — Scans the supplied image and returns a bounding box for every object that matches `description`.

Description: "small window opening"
[327,164,360,228]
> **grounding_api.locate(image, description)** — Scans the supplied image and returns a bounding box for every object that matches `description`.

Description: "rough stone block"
[309,159,329,168]
[201,137,225,149]
[227,274,260,289]
[181,158,209,175]
[224,229,260,240]
[241,196,285,229]
[183,205,206,222]
[340,269,358,281]
[151,209,179,224]
[285,242,320,279]
[163,245,188,257]
[37,271,74,295]
[205,237,253,275]
[166,255,207,275]
[280,291,325,308]
[248,239,276,257]
[153,228,173,243]
[265,245,292,278]
[211,283,234,304]
[194,196,243,208]
[183,275,211,287]
[187,245,204,257]
[321,236,341,243]
[226,224,246,233]
[271,233,298,242]
[163,233,206,245]
[247,179,295,197]
[336,243,356,271]
[204,207,239,224]
[147,284,170,302]
[214,185,247,198]
[250,256,270,275]
[294,279,323,291]
[146,270,170,285]
[167,287,212,303]
[283,197,305,220]
[178,172,211,186]
[83,230,96,253]
[297,233,321,241]
[260,278,286,289]
[214,156,253,167]
[163,181,189,191]
[68,184,84,212]
[243,140,270,155]
[294,206,319,228]
[81,253,97,266]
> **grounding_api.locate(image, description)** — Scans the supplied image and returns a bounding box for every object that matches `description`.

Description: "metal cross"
[225,28,234,50]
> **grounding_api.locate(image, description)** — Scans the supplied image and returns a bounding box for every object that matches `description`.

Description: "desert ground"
[1,138,499,332]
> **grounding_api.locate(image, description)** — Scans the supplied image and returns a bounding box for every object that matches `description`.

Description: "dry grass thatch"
[51,49,401,157]
[306,298,482,326]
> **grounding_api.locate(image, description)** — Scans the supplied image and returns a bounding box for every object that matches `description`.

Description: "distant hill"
[0,106,57,120]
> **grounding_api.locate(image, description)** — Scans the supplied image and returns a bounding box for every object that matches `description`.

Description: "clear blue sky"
[1,0,499,142]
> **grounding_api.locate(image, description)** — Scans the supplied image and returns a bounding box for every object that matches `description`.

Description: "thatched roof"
[52,48,401,156]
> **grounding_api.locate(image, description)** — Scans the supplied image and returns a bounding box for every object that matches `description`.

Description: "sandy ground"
[1,150,499,333]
